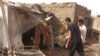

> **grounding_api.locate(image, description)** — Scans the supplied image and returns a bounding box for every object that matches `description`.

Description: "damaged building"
[0,1,95,56]
[40,2,91,26]
[40,3,92,45]
[91,15,100,40]
[0,1,64,56]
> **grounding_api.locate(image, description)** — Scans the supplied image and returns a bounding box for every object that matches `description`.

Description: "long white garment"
[79,25,87,44]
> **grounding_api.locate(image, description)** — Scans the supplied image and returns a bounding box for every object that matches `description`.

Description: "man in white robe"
[79,24,87,44]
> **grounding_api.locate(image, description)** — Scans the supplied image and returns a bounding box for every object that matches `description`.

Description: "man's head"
[77,19,84,26]
[65,17,71,25]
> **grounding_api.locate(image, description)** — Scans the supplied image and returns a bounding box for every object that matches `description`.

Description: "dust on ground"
[53,37,99,56]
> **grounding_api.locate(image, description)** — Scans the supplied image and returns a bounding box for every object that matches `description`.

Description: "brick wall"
[41,3,76,22]
[40,2,91,23]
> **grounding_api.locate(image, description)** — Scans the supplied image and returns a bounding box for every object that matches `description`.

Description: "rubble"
[0,1,100,56]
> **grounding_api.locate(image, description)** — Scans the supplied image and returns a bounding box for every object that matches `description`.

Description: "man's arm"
[65,30,72,49]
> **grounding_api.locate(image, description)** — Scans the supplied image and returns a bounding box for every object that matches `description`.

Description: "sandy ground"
[53,38,99,56]
[43,37,99,56]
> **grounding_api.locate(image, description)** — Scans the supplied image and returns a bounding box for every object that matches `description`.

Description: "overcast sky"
[7,0,100,16]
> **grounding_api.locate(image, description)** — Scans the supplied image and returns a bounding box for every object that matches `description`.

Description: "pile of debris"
[0,1,65,56]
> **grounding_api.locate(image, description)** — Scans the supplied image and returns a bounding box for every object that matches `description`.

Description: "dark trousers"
[69,41,85,56]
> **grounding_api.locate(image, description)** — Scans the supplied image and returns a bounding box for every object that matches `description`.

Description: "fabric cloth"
[0,17,9,49]
[79,25,87,44]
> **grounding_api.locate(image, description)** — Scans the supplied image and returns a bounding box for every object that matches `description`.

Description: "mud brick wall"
[40,2,91,23]
[91,16,100,39]
[74,4,91,24]
[40,3,92,40]
[40,3,76,22]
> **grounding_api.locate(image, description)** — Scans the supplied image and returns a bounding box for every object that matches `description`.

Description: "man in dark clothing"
[65,17,85,56]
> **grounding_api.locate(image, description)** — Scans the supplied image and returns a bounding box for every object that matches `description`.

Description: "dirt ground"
[53,37,99,56]
[42,37,99,56]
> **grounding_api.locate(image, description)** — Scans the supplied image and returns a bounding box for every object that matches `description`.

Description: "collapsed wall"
[40,2,92,47]
[91,16,100,39]
[40,3,76,23]
[7,2,64,49]
[40,2,91,26]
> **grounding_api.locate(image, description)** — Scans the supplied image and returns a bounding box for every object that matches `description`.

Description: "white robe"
[79,25,87,44]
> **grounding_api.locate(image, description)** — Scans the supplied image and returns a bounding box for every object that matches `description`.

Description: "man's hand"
[65,31,71,49]
[65,43,69,49]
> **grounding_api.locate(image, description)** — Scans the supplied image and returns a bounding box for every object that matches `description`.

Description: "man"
[65,17,85,56]
[79,19,87,44]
